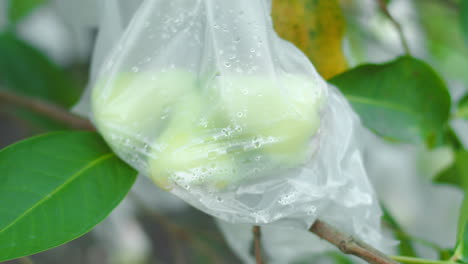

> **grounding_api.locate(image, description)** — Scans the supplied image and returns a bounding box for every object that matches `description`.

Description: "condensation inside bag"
[89,0,385,246]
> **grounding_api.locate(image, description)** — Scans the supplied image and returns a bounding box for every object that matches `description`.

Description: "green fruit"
[93,70,325,190]
[148,93,236,190]
[92,70,197,143]
[220,74,325,166]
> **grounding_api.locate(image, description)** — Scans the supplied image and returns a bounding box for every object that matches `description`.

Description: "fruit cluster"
[92,70,325,190]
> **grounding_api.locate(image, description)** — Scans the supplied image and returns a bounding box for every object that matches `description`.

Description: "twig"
[376,0,411,55]
[253,226,264,264]
[0,89,94,130]
[310,220,398,264]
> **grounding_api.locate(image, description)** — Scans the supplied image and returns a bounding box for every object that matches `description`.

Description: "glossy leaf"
[8,0,49,23]
[272,0,348,79]
[457,94,468,119]
[0,132,137,261]
[0,32,80,107]
[330,56,451,144]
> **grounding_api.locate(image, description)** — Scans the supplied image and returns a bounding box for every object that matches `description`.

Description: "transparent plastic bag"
[73,0,143,117]
[90,0,385,245]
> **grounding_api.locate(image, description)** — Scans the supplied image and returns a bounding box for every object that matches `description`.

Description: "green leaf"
[435,150,468,188]
[330,56,451,145]
[8,0,49,23]
[461,0,468,44]
[0,32,80,107]
[0,132,137,262]
[457,94,468,119]
[417,0,468,84]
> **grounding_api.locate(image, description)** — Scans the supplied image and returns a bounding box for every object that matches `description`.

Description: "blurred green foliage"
[8,0,49,24]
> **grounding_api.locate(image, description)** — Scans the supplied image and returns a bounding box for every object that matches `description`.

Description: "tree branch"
[376,0,411,55]
[253,226,264,264]
[0,89,94,130]
[310,220,398,264]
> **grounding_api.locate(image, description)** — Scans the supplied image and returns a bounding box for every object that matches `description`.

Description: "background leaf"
[457,94,468,119]
[0,131,137,262]
[0,32,80,107]
[417,0,468,85]
[330,56,451,145]
[272,0,348,79]
[0,32,82,131]
[435,151,468,188]
[8,0,48,23]
[8,0,49,24]
[461,0,468,44]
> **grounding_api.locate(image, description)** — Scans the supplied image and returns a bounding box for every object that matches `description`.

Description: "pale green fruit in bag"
[92,70,197,142]
[149,93,237,190]
[221,75,325,166]
[93,70,324,190]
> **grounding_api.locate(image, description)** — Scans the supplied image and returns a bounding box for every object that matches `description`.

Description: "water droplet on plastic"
[250,48,256,53]
[132,67,139,73]
[224,61,231,67]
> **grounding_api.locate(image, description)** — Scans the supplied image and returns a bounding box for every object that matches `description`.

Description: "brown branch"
[0,89,94,130]
[310,220,398,264]
[376,0,411,55]
[253,226,264,264]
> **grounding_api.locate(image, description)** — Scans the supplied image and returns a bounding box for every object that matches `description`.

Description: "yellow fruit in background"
[272,0,348,79]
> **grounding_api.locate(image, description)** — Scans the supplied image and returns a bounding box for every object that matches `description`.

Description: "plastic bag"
[73,0,143,117]
[90,0,385,246]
